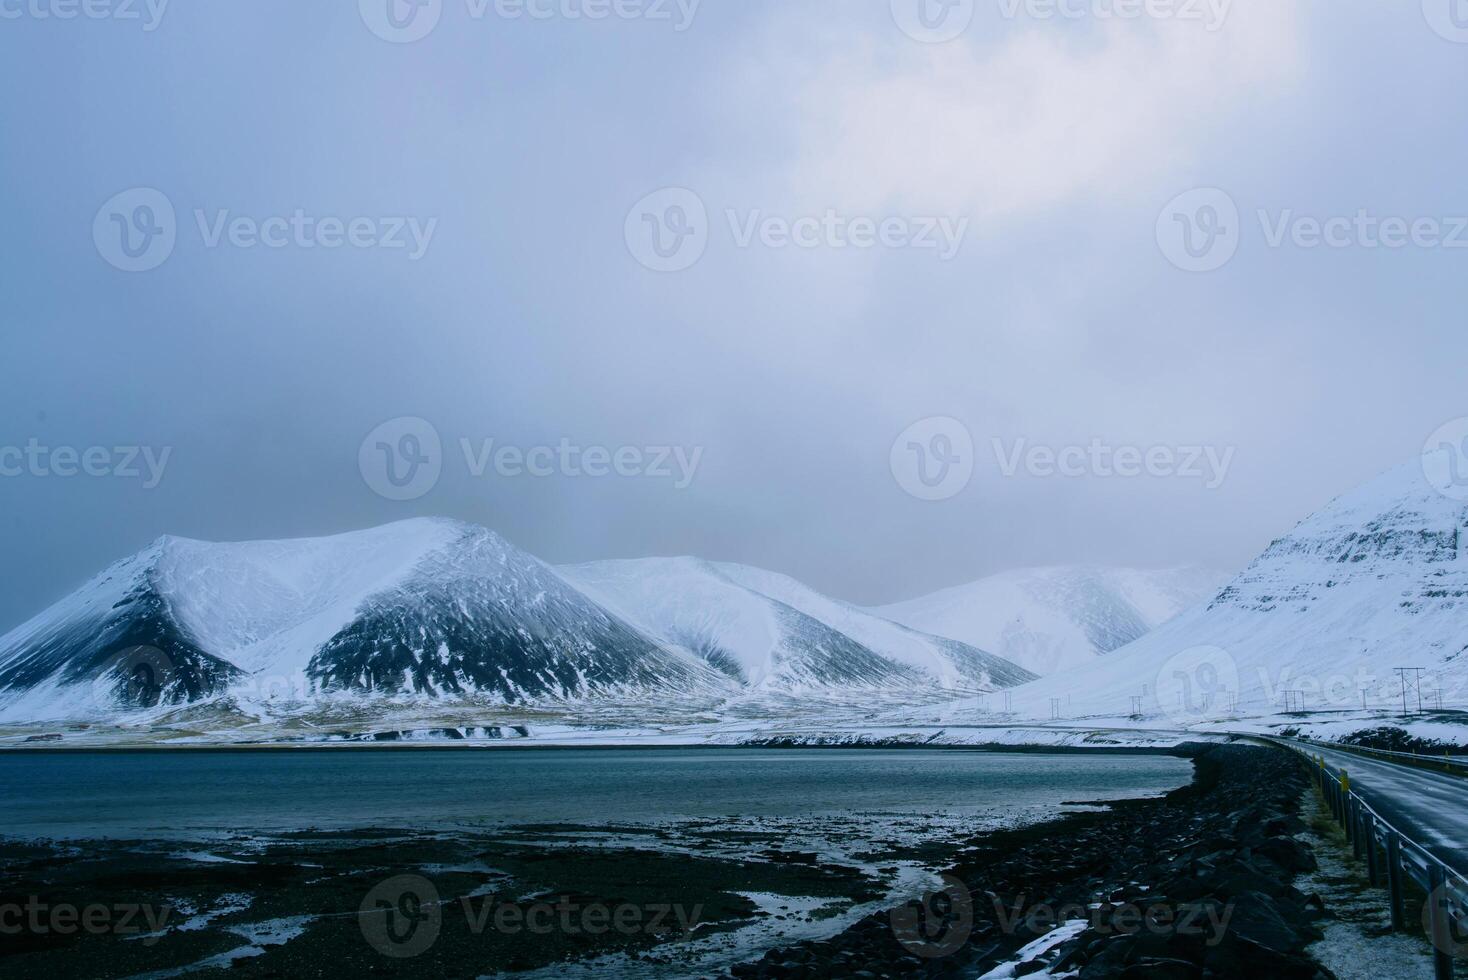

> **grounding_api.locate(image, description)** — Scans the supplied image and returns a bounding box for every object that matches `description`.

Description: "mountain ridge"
[0,519,1037,723]
[872,564,1226,676]
[561,557,1036,694]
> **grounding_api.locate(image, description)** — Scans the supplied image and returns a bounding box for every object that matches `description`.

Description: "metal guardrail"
[1267,737,1467,979]
[1289,735,1468,778]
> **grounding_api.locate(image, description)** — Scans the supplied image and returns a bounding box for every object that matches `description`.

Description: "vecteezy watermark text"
[890,420,1234,501]
[992,437,1235,489]
[889,0,1229,43]
[93,188,438,272]
[625,188,969,272]
[358,874,702,959]
[359,417,703,501]
[986,894,1234,946]
[358,0,701,43]
[890,875,1236,959]
[1158,187,1468,272]
[996,0,1231,29]
[0,898,173,943]
[725,210,968,260]
[460,438,702,486]
[0,0,169,30]
[194,210,437,259]
[0,440,171,488]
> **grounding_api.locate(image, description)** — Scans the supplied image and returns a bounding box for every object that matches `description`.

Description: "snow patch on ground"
[1295,791,1437,980]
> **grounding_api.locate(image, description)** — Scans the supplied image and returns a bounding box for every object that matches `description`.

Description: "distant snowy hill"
[561,558,1035,694]
[872,566,1224,676]
[0,519,728,722]
[988,454,1468,722]
[0,521,1034,726]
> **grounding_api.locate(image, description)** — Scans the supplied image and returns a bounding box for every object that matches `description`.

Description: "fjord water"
[0,748,1192,839]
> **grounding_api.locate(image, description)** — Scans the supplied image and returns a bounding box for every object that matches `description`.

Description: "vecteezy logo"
[890,874,973,958]
[1156,188,1240,273]
[1421,417,1468,502]
[1153,645,1239,724]
[624,188,709,273]
[93,188,177,272]
[360,875,442,958]
[890,0,975,42]
[891,417,974,501]
[359,417,443,501]
[359,0,442,43]
[90,646,177,710]
[1422,882,1468,959]
[1423,0,1468,42]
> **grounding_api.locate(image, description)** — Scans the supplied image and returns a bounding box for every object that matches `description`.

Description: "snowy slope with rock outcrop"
[872,565,1224,676]
[0,520,1038,727]
[0,519,730,722]
[983,453,1468,722]
[561,558,1035,694]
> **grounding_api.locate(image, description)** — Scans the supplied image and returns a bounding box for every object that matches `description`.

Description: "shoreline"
[0,741,1374,978]
[0,751,1196,977]
[0,740,1206,755]
[720,742,1339,979]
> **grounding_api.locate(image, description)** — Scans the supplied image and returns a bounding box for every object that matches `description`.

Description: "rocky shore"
[719,743,1332,979]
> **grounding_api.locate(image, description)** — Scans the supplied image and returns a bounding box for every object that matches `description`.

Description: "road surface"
[1296,741,1468,877]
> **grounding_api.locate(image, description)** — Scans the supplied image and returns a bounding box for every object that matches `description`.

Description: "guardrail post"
[1427,863,1454,980]
[1386,833,1405,931]
[1366,815,1380,886]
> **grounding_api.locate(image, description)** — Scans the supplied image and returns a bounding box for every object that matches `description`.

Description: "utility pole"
[1050,698,1062,721]
[1394,668,1425,716]
[1003,690,1011,713]
[1130,695,1142,718]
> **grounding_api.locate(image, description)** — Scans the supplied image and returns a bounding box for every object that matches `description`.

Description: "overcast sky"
[2,1,1467,632]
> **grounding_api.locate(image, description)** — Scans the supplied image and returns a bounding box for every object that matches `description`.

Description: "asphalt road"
[1299,741,1468,877]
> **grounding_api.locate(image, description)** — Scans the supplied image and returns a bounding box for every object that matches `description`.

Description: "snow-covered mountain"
[872,566,1224,676]
[0,520,1035,726]
[0,519,729,722]
[561,558,1036,693]
[990,454,1468,722]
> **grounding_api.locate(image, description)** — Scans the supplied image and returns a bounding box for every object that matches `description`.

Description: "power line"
[1395,667,1425,716]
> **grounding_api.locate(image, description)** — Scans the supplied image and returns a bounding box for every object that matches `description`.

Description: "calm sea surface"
[0,748,1194,839]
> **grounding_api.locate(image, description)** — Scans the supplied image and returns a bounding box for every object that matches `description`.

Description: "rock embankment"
[719,743,1331,979]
